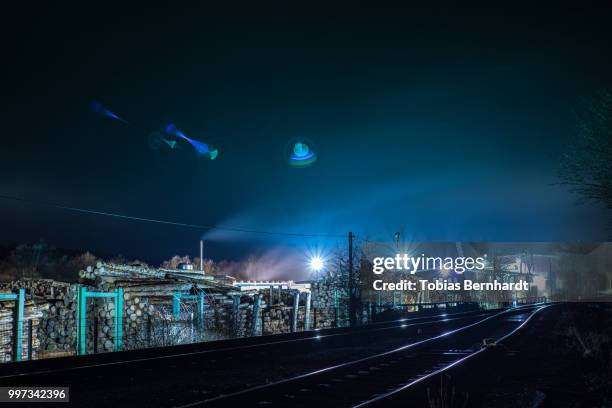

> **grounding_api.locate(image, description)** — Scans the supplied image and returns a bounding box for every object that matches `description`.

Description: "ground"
[408,303,612,408]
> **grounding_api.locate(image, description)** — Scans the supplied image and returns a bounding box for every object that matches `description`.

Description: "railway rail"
[0,305,546,407]
[0,307,498,380]
[179,304,547,408]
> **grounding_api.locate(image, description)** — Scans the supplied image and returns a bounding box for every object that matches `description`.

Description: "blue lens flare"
[287,139,317,168]
[293,142,310,158]
[165,123,218,159]
[148,132,177,150]
[91,101,128,124]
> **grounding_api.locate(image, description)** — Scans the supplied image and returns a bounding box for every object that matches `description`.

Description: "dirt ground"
[416,303,612,408]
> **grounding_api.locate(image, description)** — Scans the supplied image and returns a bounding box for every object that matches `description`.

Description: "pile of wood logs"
[119,292,156,350]
[262,306,293,335]
[38,294,77,356]
[0,262,331,362]
[0,279,71,300]
[311,276,346,328]
[0,299,47,362]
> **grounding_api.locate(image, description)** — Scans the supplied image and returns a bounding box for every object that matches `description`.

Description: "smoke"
[214,247,310,281]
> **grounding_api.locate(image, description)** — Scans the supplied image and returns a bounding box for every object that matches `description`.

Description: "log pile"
[262,306,293,334]
[1,261,324,362]
[0,298,49,362]
[78,262,166,282]
[0,279,71,300]
[118,292,157,351]
[37,290,78,357]
[311,275,346,328]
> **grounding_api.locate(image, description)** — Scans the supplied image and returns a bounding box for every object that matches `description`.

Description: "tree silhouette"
[559,92,612,211]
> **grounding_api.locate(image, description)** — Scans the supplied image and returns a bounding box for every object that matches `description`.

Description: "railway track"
[0,307,496,380]
[179,304,547,408]
[0,306,538,407]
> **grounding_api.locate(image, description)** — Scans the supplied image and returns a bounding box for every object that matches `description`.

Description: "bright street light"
[310,256,324,272]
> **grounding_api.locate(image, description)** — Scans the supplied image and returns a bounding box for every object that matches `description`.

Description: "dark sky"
[1,3,611,266]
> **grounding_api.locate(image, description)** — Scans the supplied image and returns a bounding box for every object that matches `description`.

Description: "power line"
[0,194,346,238]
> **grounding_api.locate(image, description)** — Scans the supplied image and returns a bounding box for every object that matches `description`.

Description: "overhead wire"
[0,194,347,239]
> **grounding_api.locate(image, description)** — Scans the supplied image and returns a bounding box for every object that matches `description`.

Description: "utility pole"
[348,231,355,327]
[200,240,204,272]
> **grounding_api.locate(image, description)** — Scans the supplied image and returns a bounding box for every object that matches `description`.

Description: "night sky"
[2,4,612,268]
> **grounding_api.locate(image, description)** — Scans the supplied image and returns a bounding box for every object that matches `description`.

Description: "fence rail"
[0,305,342,363]
[1,290,549,363]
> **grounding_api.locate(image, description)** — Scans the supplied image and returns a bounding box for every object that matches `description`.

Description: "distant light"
[310,256,324,272]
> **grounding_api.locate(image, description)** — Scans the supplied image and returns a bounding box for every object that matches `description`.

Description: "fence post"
[114,288,123,352]
[291,290,300,332]
[77,286,87,356]
[251,294,261,337]
[146,315,152,345]
[27,319,33,360]
[172,291,181,320]
[93,316,98,354]
[334,289,339,328]
[12,288,25,362]
[232,295,240,336]
[304,291,312,331]
[197,292,205,329]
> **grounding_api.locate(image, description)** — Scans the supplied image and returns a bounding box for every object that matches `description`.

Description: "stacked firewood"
[78,261,166,283]
[0,299,47,362]
[38,293,77,356]
[0,279,71,300]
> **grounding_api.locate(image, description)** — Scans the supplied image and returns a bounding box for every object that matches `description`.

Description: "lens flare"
[309,256,324,271]
[165,123,218,160]
[286,138,317,168]
[148,132,177,150]
[91,101,128,124]
[293,142,310,157]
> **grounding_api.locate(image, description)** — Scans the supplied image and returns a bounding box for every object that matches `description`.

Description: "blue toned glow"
[164,139,177,149]
[304,247,329,277]
[91,101,128,124]
[165,123,178,135]
[293,142,310,158]
[309,256,324,271]
[165,123,218,159]
[287,138,317,168]
[188,138,210,155]
[148,132,177,150]
[289,150,317,167]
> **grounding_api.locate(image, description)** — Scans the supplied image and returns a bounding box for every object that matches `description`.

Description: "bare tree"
[558,92,612,210]
[161,255,192,269]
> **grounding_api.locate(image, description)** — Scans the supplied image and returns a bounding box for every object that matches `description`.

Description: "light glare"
[310,256,324,271]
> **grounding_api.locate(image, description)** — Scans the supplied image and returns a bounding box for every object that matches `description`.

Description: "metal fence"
[0,303,342,363]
